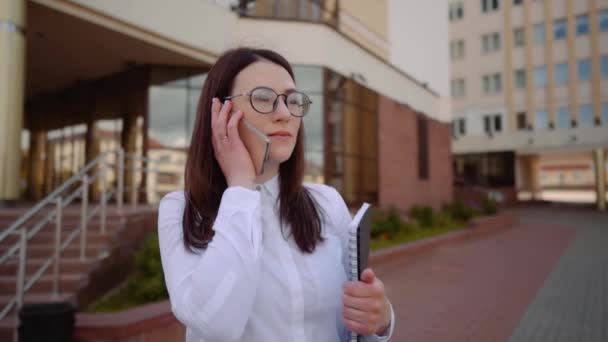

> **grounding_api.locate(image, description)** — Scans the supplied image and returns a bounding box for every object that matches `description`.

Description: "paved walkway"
[374,205,607,342]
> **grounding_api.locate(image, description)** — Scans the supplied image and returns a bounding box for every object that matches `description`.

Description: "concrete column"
[594,148,606,212]
[0,0,26,202]
[27,130,47,200]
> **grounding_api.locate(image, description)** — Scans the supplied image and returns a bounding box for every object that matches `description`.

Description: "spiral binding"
[348,229,359,342]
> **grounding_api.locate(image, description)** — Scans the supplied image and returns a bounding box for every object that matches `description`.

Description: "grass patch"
[370,221,465,251]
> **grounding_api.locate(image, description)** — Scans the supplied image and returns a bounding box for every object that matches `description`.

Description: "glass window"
[579,104,594,127]
[459,118,466,135]
[494,115,502,132]
[481,0,499,13]
[554,19,567,40]
[602,103,608,126]
[149,86,189,148]
[514,27,525,47]
[450,40,465,60]
[534,66,547,87]
[514,69,526,88]
[451,79,466,98]
[493,73,502,92]
[483,115,492,134]
[556,107,570,129]
[576,14,589,35]
[601,56,608,79]
[293,66,324,155]
[600,9,608,32]
[535,110,549,130]
[450,2,464,21]
[578,58,591,81]
[516,112,527,130]
[555,62,568,85]
[534,23,545,44]
[482,33,500,52]
[482,73,501,94]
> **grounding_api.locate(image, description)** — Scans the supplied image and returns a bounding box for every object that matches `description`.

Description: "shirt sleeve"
[328,187,396,341]
[158,187,263,341]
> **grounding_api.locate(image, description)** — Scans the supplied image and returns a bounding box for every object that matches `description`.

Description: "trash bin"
[18,302,76,342]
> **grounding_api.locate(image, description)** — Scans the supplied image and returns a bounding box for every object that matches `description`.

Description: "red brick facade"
[378,96,453,212]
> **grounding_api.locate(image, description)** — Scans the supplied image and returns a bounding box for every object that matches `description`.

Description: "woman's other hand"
[343,268,392,336]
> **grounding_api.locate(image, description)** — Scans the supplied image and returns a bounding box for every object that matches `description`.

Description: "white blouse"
[158,175,395,341]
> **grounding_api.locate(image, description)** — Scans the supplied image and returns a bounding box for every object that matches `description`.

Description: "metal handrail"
[0,149,125,323]
[0,151,112,242]
[0,146,188,325]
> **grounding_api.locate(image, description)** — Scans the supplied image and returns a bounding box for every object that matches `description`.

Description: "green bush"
[371,207,405,239]
[409,206,435,228]
[481,196,498,215]
[90,233,168,312]
[443,200,475,223]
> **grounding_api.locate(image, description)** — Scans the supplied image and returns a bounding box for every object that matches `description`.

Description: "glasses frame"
[224,86,312,117]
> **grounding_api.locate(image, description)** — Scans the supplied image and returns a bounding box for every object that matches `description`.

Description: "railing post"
[80,175,89,261]
[53,197,63,298]
[130,155,138,211]
[117,148,124,213]
[100,158,107,235]
[16,228,27,310]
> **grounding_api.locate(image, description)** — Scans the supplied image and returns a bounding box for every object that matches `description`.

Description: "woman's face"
[229,60,302,166]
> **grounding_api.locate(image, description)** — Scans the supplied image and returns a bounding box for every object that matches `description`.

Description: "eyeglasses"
[224,86,312,117]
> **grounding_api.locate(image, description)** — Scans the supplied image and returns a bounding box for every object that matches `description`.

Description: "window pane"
[534,66,547,87]
[494,115,502,132]
[578,59,591,81]
[602,56,608,79]
[556,107,570,129]
[149,86,188,148]
[600,9,608,32]
[514,28,525,47]
[534,23,545,44]
[459,118,466,135]
[514,69,526,88]
[576,14,589,35]
[555,63,568,84]
[535,110,548,130]
[554,19,567,40]
[579,104,594,127]
[494,74,502,92]
[516,112,527,130]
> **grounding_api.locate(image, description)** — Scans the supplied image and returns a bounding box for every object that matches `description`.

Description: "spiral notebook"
[347,202,372,342]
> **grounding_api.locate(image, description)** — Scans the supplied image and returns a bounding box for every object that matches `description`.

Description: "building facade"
[450,0,608,205]
[1,0,452,211]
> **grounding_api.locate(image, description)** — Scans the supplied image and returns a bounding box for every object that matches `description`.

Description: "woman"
[158,47,395,341]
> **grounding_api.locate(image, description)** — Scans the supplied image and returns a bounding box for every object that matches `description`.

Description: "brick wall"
[378,96,453,212]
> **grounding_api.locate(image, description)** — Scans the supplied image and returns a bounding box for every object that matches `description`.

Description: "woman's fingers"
[226,109,243,143]
[215,99,232,140]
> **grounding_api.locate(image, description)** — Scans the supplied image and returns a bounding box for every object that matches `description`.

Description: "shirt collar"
[255,174,279,198]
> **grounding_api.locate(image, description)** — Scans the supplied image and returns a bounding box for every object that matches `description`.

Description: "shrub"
[444,200,474,222]
[371,207,405,239]
[125,233,168,303]
[409,206,435,229]
[481,196,498,215]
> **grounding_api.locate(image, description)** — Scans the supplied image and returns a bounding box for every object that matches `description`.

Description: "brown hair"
[183,47,324,254]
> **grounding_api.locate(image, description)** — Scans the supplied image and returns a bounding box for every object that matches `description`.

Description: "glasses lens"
[286,92,310,117]
[250,88,277,113]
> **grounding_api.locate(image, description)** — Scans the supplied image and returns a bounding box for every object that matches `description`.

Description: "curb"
[370,211,518,267]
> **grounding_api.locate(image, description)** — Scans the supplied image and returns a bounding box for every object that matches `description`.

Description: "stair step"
[24,244,106,259]
[0,274,84,294]
[0,257,93,276]
[0,292,74,308]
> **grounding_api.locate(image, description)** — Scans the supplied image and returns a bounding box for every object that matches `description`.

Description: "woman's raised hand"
[211,98,256,189]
